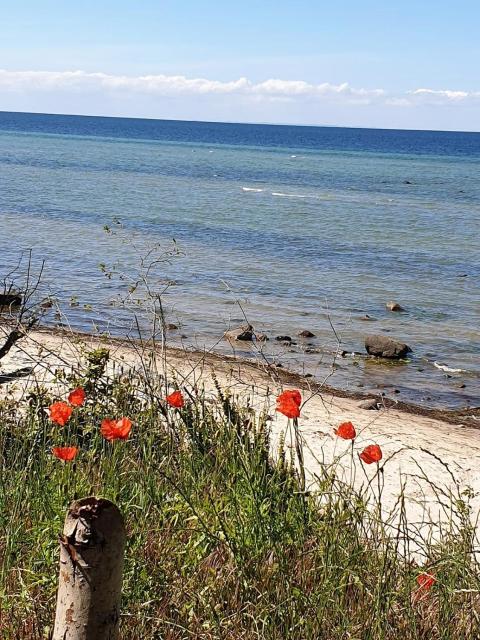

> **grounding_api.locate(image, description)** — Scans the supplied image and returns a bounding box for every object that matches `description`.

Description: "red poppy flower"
[49,401,73,426]
[277,398,300,419]
[277,390,302,407]
[166,390,184,408]
[334,421,356,440]
[359,444,383,464]
[417,573,436,591]
[68,387,86,407]
[52,446,78,461]
[276,390,302,419]
[100,417,132,441]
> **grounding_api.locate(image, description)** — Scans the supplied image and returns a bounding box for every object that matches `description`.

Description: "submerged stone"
[365,335,411,359]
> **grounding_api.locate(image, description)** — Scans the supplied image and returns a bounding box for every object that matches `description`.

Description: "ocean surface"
[0,111,479,409]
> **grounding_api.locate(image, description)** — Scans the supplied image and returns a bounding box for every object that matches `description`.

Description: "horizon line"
[0,109,479,136]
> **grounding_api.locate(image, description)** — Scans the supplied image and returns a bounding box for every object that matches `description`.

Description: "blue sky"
[0,1,479,130]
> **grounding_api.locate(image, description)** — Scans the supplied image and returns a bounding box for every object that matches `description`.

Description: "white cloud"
[409,88,480,102]
[0,69,478,130]
[0,69,387,103]
[0,69,250,95]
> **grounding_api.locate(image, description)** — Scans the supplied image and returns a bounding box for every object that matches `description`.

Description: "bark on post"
[53,497,126,640]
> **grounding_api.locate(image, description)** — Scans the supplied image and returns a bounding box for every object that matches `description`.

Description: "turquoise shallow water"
[0,112,479,408]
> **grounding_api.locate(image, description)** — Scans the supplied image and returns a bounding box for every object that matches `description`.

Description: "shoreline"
[2,323,480,531]
[4,324,479,429]
[3,114,479,414]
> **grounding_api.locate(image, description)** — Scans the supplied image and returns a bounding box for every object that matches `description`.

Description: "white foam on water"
[434,361,465,374]
[242,187,264,192]
[272,192,308,198]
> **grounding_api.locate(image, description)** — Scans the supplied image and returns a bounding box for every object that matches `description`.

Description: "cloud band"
[0,69,478,108]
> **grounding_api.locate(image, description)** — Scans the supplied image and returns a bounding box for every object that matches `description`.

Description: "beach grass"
[0,344,479,639]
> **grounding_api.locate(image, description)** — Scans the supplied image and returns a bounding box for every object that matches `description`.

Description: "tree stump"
[52,497,126,640]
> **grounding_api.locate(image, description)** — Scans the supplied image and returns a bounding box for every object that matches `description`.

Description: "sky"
[0,0,479,131]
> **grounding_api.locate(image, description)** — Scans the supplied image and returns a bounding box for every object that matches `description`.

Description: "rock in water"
[0,293,22,307]
[298,330,316,338]
[224,324,255,342]
[386,300,405,312]
[365,335,411,359]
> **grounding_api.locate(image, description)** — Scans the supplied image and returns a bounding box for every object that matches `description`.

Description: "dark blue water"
[0,111,479,408]
[1,110,480,156]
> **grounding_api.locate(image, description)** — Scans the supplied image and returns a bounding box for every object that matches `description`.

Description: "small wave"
[434,361,466,374]
[290,155,297,158]
[242,187,264,193]
[272,192,308,198]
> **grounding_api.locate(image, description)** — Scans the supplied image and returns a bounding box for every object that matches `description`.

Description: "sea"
[0,111,479,409]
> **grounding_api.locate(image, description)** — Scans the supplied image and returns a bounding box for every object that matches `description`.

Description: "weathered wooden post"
[53,497,126,640]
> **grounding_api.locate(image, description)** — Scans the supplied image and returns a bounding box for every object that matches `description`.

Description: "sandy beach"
[2,325,479,542]
[3,8,480,637]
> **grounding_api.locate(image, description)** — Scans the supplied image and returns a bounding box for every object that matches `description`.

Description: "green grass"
[0,345,479,639]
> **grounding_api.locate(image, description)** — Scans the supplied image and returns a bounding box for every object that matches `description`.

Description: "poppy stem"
[349,439,354,486]
[376,462,383,519]
[293,417,305,493]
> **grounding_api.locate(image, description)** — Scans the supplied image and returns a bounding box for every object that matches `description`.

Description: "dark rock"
[275,335,292,342]
[224,324,254,342]
[365,335,411,359]
[359,398,379,410]
[457,383,466,389]
[386,300,405,312]
[304,373,313,378]
[403,180,413,184]
[166,323,178,330]
[298,330,316,338]
[0,293,22,307]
